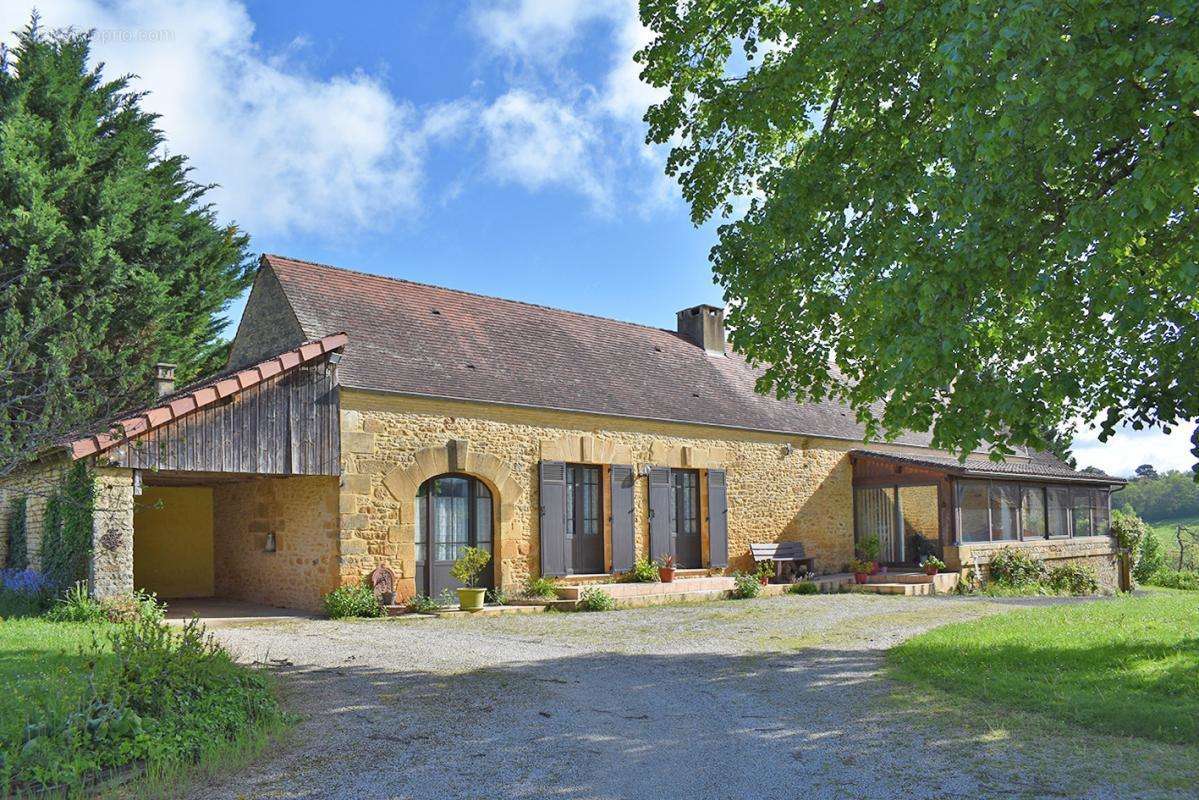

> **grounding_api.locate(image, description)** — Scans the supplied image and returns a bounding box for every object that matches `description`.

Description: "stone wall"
[91,467,135,598]
[0,458,67,570]
[212,476,340,611]
[946,537,1121,590]
[336,390,949,595]
[226,264,306,370]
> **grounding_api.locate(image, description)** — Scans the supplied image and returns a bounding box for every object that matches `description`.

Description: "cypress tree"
[0,17,254,475]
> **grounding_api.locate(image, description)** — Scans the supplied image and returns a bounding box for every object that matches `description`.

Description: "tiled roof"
[264,254,944,446]
[850,449,1125,485]
[68,333,348,459]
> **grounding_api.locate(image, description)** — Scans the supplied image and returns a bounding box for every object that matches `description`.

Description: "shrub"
[40,462,94,592]
[1111,509,1148,553]
[1146,569,1199,591]
[449,546,491,587]
[848,557,873,575]
[322,580,383,619]
[6,617,281,793]
[45,583,165,624]
[620,557,660,583]
[988,547,1047,587]
[856,535,881,563]
[4,497,28,570]
[730,571,761,599]
[45,581,105,623]
[754,558,775,579]
[919,555,946,572]
[577,587,615,612]
[788,580,819,595]
[407,594,440,613]
[1046,564,1100,595]
[1134,528,1166,584]
[522,575,560,599]
[0,568,56,617]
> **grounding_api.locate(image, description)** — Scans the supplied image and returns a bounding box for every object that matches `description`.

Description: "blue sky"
[1,0,1191,476]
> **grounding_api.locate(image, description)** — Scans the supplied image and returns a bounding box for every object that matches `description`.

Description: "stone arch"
[382,440,520,590]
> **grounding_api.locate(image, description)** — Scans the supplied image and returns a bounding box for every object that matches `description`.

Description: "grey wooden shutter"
[707,469,729,568]
[610,465,635,573]
[539,461,568,577]
[648,467,672,563]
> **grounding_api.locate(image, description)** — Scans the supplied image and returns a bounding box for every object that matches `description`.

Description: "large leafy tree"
[0,19,253,475]
[639,1,1199,469]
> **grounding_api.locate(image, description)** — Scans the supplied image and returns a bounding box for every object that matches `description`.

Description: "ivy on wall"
[4,497,28,570]
[41,463,94,589]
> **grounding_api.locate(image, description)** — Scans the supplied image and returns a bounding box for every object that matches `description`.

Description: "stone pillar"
[90,467,135,598]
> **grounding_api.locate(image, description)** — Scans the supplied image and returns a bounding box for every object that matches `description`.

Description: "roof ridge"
[262,253,714,342]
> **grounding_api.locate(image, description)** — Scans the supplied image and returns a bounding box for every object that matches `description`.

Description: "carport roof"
[66,332,348,460]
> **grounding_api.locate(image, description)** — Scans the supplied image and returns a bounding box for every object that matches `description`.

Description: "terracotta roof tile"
[67,332,347,460]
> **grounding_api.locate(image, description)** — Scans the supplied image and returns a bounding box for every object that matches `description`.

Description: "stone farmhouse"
[0,255,1127,610]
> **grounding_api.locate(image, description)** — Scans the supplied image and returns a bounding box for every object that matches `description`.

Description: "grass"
[0,618,112,752]
[888,590,1199,745]
[1147,515,1199,569]
[0,617,287,797]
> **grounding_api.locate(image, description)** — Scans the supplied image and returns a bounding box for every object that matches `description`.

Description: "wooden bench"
[751,541,816,580]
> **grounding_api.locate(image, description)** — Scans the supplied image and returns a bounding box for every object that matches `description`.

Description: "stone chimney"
[154,363,177,397]
[676,304,727,355]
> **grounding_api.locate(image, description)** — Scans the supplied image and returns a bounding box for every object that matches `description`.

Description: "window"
[1072,488,1095,537]
[566,464,601,538]
[673,469,700,538]
[1094,490,1111,537]
[958,481,990,543]
[416,475,493,562]
[1021,486,1047,540]
[990,484,1019,541]
[1047,487,1070,537]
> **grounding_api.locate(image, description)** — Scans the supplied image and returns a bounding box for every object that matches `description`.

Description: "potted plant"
[657,554,676,583]
[850,558,872,584]
[856,535,881,574]
[450,546,492,611]
[756,559,775,585]
[920,554,946,576]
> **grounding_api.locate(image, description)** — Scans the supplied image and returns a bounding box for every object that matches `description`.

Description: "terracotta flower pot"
[870,562,881,575]
[854,572,869,585]
[758,574,770,586]
[659,567,675,583]
[925,565,939,576]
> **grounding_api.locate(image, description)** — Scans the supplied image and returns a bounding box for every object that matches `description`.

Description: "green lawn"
[0,618,112,743]
[1148,515,1199,569]
[888,590,1199,745]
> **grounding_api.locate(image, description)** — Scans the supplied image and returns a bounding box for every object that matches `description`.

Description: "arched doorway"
[415,474,494,600]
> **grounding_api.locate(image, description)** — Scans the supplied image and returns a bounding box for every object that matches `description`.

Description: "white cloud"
[480,90,610,208]
[0,0,469,235]
[471,0,624,63]
[1071,423,1196,477]
[470,0,677,213]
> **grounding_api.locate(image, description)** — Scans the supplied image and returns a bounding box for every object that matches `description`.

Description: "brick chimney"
[676,304,727,355]
[154,363,177,397]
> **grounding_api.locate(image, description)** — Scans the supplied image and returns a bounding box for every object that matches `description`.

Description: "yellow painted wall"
[133,486,214,598]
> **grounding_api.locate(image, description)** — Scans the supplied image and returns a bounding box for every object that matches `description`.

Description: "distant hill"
[1115,470,1199,522]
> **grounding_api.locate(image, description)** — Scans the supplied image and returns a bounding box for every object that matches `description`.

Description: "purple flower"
[0,568,53,596]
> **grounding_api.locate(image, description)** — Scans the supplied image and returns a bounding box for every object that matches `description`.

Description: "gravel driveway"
[181,594,1191,800]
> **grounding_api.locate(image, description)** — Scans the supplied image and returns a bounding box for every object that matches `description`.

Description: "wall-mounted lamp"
[326,351,343,366]
[264,532,277,553]
[638,464,654,477]
[781,443,794,457]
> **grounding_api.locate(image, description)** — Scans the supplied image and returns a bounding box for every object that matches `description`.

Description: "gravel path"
[180,594,1192,800]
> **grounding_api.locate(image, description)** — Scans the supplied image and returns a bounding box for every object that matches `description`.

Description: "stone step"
[385,602,550,617]
[554,576,735,601]
[848,582,933,596]
[865,573,934,584]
